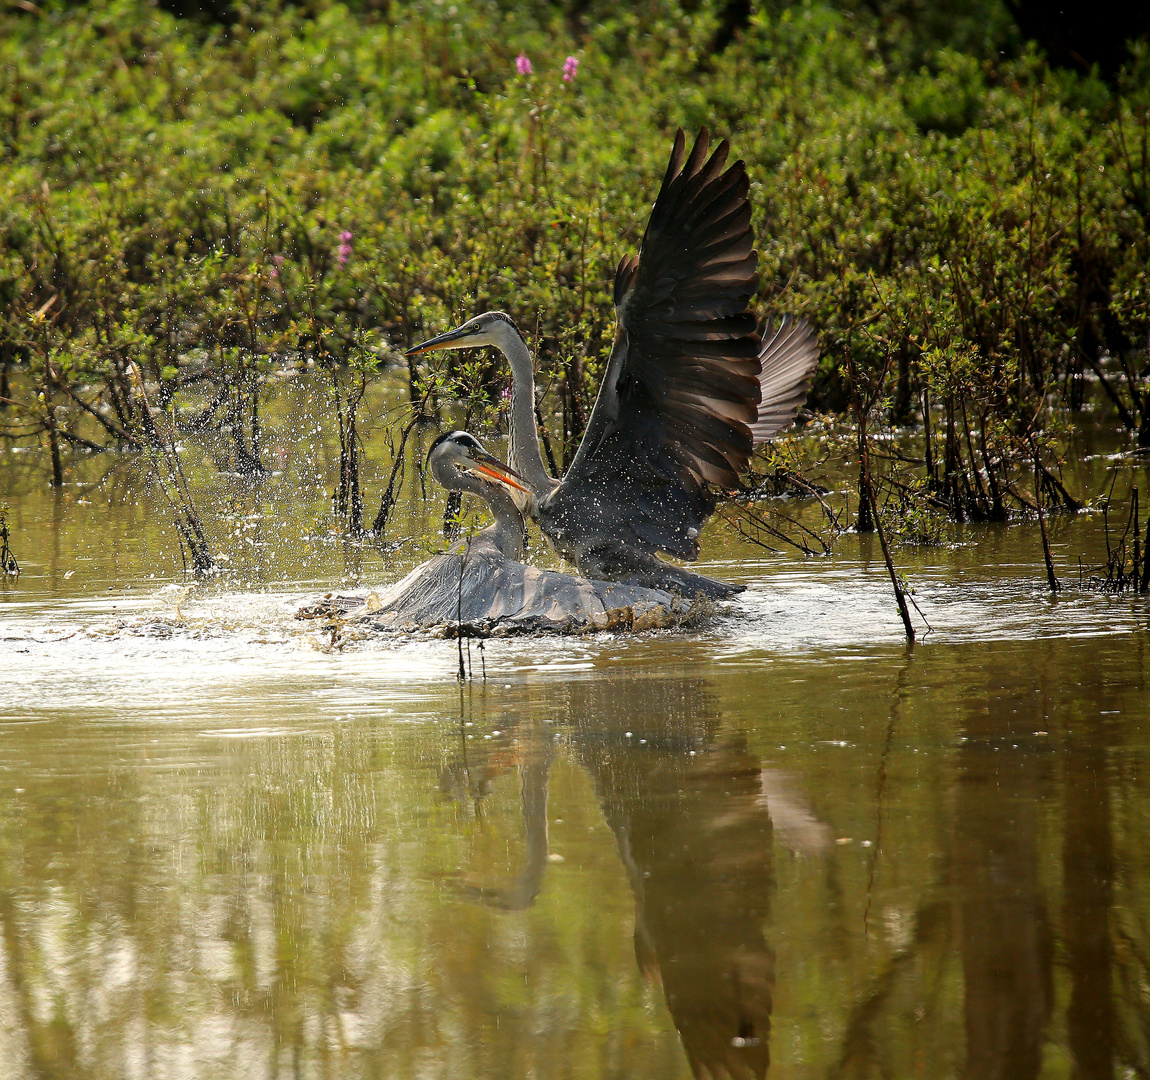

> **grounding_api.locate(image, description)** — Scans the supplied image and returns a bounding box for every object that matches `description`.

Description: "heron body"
[302,432,706,634]
[407,130,820,599]
[361,543,701,634]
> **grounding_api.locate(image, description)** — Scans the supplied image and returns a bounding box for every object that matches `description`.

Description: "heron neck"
[501,328,555,494]
[447,472,525,561]
[482,483,527,561]
[433,456,527,561]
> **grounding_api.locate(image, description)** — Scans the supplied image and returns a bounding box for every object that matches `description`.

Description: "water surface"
[2,434,1149,1079]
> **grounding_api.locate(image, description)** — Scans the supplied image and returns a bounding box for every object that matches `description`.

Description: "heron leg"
[576,540,744,600]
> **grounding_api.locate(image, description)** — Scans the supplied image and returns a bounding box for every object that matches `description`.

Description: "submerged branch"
[722,502,831,556]
[371,398,431,537]
[1033,444,1061,593]
[129,364,215,574]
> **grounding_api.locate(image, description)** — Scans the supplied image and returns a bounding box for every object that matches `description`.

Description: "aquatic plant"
[0,502,18,577]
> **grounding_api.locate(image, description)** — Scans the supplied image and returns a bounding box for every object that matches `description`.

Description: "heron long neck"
[499,326,555,495]
[481,483,527,560]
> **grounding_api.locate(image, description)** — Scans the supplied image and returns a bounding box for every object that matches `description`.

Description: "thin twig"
[457,536,469,682]
[1034,444,1060,594]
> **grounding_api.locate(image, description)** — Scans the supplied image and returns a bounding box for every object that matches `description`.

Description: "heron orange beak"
[405,325,473,355]
[466,451,530,493]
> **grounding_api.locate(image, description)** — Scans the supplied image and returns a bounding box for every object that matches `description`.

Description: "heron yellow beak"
[466,450,530,493]
[405,325,473,356]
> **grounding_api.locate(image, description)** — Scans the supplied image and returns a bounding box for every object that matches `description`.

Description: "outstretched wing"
[751,315,820,443]
[545,129,762,561]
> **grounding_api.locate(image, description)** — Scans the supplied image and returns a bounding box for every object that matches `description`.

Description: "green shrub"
[0,0,1145,534]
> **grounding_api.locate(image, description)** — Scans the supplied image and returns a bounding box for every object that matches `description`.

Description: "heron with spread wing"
[407,130,819,599]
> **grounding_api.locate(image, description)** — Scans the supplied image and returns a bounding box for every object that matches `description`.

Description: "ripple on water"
[707,559,1150,660]
[2,557,1148,723]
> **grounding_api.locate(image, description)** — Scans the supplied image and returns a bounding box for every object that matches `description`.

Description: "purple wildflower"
[337,230,353,267]
[515,53,533,76]
[270,253,285,279]
[562,56,578,82]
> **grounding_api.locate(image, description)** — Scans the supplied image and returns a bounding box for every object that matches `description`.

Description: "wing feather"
[543,131,810,566]
[749,316,821,443]
[548,130,762,558]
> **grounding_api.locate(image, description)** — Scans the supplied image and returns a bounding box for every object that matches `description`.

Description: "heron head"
[405,311,520,356]
[427,430,529,493]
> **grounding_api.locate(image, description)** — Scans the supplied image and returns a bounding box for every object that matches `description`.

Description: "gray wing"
[362,549,699,633]
[750,315,820,442]
[545,129,761,561]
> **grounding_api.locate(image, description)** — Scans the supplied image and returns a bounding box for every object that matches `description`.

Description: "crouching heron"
[300,432,709,634]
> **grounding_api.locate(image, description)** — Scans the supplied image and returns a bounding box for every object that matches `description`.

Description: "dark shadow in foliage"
[709,0,753,54]
[1005,0,1150,79]
[156,0,237,24]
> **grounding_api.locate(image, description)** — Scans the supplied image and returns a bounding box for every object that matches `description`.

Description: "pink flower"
[562,56,578,82]
[269,254,285,279]
[337,231,353,267]
[515,53,532,76]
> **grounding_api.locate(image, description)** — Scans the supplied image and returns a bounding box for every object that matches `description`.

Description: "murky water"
[2,405,1150,1079]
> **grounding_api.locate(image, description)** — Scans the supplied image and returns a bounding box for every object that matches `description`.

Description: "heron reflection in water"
[438,676,831,1079]
[407,129,819,599]
[319,431,705,633]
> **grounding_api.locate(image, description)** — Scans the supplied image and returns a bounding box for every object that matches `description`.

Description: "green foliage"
[0,0,1146,531]
[902,49,985,134]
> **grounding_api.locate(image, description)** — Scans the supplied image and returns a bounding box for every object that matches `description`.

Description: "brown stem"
[1037,459,1083,512]
[1141,498,1150,595]
[861,452,916,642]
[43,366,63,488]
[58,380,137,446]
[1134,489,1142,593]
[534,401,559,477]
[845,345,913,641]
[855,407,874,532]
[1034,446,1060,593]
[129,364,214,572]
[371,398,430,536]
[960,398,987,517]
[921,386,936,491]
[944,397,965,523]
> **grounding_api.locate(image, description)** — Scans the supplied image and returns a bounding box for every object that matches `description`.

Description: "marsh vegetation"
[2,0,1149,589]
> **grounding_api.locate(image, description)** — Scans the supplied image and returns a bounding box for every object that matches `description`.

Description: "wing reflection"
[444,739,552,912]
[564,678,775,1080]
[442,676,815,1080]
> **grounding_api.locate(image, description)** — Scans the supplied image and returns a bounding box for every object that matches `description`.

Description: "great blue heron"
[406,129,819,599]
[301,432,704,633]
